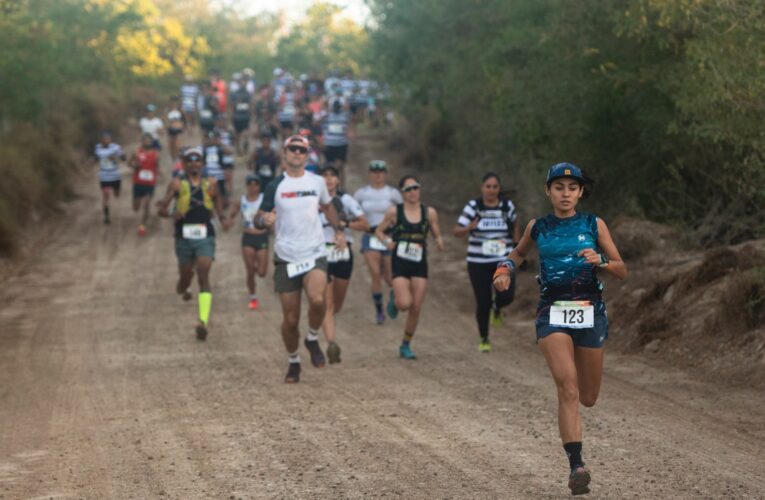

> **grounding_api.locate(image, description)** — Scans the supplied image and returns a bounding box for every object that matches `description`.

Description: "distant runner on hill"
[94,130,126,225]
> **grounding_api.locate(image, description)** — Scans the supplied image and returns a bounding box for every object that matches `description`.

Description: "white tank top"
[240,193,263,229]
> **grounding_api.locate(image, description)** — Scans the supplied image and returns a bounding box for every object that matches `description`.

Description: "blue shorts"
[360,233,391,256]
[535,311,608,348]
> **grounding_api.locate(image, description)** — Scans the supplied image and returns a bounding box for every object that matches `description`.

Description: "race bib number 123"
[549,301,594,329]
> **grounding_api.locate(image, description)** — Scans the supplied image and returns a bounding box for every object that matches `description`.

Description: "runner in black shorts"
[493,163,627,495]
[375,175,444,360]
[225,174,269,310]
[319,165,369,364]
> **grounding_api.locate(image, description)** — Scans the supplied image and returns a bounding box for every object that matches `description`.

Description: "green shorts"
[273,256,328,293]
[242,232,269,250]
[175,237,216,265]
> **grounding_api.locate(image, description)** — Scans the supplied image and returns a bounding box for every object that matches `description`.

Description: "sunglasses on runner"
[287,145,308,154]
[401,184,421,193]
[186,155,202,162]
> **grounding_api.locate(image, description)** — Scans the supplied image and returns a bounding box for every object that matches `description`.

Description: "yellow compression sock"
[198,292,212,326]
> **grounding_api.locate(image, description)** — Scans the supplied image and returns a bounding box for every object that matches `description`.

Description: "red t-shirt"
[213,79,227,113]
[132,148,159,186]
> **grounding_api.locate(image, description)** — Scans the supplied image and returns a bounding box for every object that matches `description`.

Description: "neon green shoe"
[490,307,503,328]
[479,338,492,353]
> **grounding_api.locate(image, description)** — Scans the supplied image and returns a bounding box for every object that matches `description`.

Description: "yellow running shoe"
[490,307,503,328]
[479,338,492,353]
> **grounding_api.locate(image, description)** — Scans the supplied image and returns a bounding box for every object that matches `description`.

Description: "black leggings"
[467,261,516,339]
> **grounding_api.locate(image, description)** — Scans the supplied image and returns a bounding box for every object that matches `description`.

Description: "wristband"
[598,254,610,268]
[493,260,515,281]
[384,237,393,246]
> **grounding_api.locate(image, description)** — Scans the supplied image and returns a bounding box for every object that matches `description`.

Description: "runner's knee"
[557,380,579,405]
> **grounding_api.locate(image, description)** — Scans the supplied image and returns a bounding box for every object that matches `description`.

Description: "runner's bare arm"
[374,206,397,250]
[453,216,479,238]
[578,218,628,280]
[156,178,180,216]
[428,207,444,251]
[494,219,536,291]
[208,179,226,224]
[224,198,240,230]
[348,214,369,232]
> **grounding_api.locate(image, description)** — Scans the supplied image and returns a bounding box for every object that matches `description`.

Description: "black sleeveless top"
[392,203,429,245]
[174,176,214,239]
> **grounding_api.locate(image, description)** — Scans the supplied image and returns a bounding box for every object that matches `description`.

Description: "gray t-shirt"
[353,185,402,228]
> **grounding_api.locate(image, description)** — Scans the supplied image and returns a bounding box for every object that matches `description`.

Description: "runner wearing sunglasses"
[493,163,627,495]
[374,175,444,359]
[253,135,347,383]
[156,146,226,341]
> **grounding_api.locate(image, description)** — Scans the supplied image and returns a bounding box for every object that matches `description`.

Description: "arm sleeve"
[259,176,280,212]
[319,178,332,204]
[457,201,476,227]
[343,194,364,219]
[392,188,403,204]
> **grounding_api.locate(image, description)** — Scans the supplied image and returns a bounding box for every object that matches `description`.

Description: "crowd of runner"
[92,66,627,496]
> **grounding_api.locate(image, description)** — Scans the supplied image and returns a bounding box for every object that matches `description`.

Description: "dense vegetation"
[366,0,765,244]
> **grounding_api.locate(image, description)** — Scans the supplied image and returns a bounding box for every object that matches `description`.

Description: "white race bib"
[369,235,388,251]
[242,208,257,229]
[236,102,250,111]
[326,244,350,263]
[137,169,155,182]
[206,152,219,164]
[549,301,594,329]
[396,241,423,262]
[283,104,296,115]
[182,224,208,240]
[327,123,344,135]
[482,239,507,257]
[477,217,508,231]
[287,259,315,278]
[258,165,273,177]
[200,109,213,119]
[99,158,113,170]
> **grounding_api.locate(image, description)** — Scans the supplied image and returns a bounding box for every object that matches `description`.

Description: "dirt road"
[1,129,763,499]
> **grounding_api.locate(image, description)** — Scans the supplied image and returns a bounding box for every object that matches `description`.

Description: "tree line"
[366,0,765,244]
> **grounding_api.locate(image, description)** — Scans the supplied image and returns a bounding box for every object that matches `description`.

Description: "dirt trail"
[0,128,763,499]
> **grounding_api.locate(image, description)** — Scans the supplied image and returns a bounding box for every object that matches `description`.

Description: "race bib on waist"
[287,259,315,278]
[482,239,507,257]
[236,103,250,111]
[549,301,594,329]
[182,224,207,240]
[326,244,350,263]
[200,109,213,119]
[283,104,296,115]
[368,235,388,251]
[99,158,114,170]
[137,169,155,182]
[206,152,219,164]
[396,241,423,262]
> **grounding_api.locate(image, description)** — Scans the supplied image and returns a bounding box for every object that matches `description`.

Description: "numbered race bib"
[236,103,250,111]
[99,158,114,170]
[258,165,273,177]
[137,169,155,182]
[206,152,219,164]
[283,104,296,116]
[242,208,257,229]
[200,109,213,119]
[327,123,345,135]
[326,244,351,263]
[287,259,315,278]
[182,97,195,107]
[477,217,508,231]
[182,224,208,240]
[396,241,423,262]
[369,235,388,251]
[482,239,507,257]
[549,301,594,329]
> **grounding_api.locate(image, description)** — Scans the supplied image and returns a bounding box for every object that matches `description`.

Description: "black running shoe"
[304,338,326,367]
[285,362,301,383]
[196,323,208,341]
[568,466,591,496]
[326,341,341,364]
